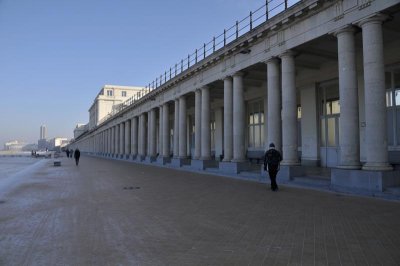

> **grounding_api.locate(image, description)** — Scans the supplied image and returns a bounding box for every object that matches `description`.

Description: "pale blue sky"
[0,0,283,146]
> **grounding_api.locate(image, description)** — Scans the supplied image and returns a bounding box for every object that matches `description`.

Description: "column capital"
[357,13,389,27]
[264,57,280,65]
[201,85,209,91]
[279,50,297,59]
[232,71,245,77]
[331,25,357,37]
[223,75,233,81]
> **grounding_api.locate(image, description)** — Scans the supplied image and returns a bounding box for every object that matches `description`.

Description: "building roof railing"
[98,0,301,127]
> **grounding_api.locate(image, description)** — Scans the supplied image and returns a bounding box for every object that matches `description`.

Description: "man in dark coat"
[263,143,282,191]
[74,148,81,166]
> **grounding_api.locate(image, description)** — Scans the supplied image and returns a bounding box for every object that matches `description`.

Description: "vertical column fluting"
[149,108,157,157]
[194,89,202,159]
[173,99,179,158]
[232,72,246,162]
[267,58,282,151]
[201,86,211,160]
[280,51,299,165]
[162,103,170,157]
[124,120,131,156]
[360,15,392,170]
[223,76,233,161]
[336,26,361,169]
[179,96,187,158]
[131,117,138,157]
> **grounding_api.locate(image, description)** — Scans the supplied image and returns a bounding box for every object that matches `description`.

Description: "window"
[122,91,127,97]
[386,70,400,146]
[107,90,113,96]
[210,117,216,150]
[248,100,264,148]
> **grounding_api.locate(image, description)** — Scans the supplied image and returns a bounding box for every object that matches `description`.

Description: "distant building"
[38,139,49,150]
[74,123,88,139]
[40,125,47,139]
[88,85,145,130]
[48,137,69,151]
[4,140,26,151]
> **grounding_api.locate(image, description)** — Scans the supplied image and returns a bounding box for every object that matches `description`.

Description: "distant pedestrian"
[74,148,81,166]
[66,149,70,158]
[263,143,282,191]
[70,149,73,158]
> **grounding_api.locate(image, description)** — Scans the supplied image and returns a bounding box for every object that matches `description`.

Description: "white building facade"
[88,85,146,130]
[70,0,400,193]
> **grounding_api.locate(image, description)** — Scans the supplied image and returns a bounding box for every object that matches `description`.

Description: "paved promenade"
[0,156,399,265]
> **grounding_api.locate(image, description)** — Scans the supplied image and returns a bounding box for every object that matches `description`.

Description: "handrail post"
[181,59,183,72]
[170,67,172,79]
[195,49,198,63]
[203,43,206,59]
[164,71,166,83]
[224,29,226,46]
[213,37,215,52]
[266,0,269,20]
[285,0,288,9]
[187,54,190,68]
[236,21,239,39]
[175,64,177,76]
[250,11,253,31]
[156,78,158,88]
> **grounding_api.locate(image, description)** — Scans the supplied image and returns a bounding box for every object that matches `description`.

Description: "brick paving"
[0,156,399,265]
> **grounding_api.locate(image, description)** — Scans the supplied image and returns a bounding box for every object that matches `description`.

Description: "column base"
[362,162,393,171]
[281,161,301,166]
[135,155,146,162]
[332,168,400,192]
[274,165,305,182]
[191,159,218,170]
[156,156,171,165]
[337,164,361,170]
[145,155,157,163]
[219,161,250,174]
[171,158,191,167]
[129,154,138,160]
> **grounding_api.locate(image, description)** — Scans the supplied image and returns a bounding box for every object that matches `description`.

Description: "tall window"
[248,100,264,149]
[210,114,216,150]
[107,90,113,96]
[386,70,400,147]
[122,91,127,97]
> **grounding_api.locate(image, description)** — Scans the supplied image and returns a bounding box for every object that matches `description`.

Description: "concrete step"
[384,186,400,195]
[290,176,331,189]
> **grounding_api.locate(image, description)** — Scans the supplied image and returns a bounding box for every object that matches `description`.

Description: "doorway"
[319,82,340,167]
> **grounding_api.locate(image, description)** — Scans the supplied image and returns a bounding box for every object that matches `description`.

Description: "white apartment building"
[88,85,146,129]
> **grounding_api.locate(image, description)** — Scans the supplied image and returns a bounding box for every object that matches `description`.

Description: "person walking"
[74,148,81,166]
[263,143,282,191]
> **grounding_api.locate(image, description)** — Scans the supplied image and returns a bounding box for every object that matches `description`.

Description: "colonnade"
[84,14,392,172]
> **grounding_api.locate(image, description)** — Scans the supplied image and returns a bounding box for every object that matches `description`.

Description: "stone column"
[232,72,246,162]
[108,128,111,154]
[194,89,202,159]
[360,15,392,171]
[173,99,179,158]
[139,113,147,158]
[201,86,211,160]
[131,117,138,157]
[158,106,163,156]
[223,76,233,161]
[149,108,157,157]
[335,26,361,169]
[267,58,282,151]
[120,122,125,156]
[280,51,299,165]
[162,103,170,157]
[179,96,187,158]
[125,119,131,157]
[116,124,120,155]
[111,126,115,155]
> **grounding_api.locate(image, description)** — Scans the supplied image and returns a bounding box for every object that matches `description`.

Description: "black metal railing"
[101,0,301,125]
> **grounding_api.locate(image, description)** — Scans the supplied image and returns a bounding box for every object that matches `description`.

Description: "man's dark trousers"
[268,166,279,191]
